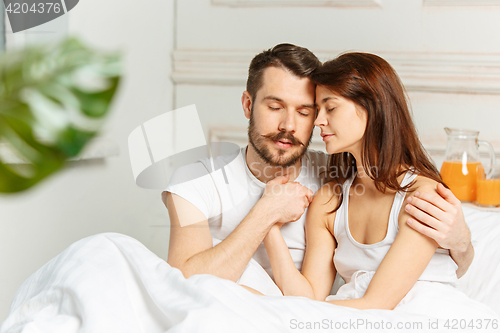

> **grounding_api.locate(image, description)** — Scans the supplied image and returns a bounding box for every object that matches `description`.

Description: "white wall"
[0,0,175,321]
[2,0,500,324]
[173,0,500,168]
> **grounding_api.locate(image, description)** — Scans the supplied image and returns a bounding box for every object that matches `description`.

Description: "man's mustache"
[261,131,304,147]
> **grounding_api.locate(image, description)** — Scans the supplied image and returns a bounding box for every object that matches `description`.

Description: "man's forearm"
[450,242,474,279]
[177,204,277,282]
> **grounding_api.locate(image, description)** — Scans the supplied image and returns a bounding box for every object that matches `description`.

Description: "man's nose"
[279,109,296,133]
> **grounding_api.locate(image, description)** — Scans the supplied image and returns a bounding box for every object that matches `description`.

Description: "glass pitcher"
[440,128,496,202]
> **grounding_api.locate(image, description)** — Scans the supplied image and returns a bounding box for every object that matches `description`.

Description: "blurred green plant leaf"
[0,37,121,193]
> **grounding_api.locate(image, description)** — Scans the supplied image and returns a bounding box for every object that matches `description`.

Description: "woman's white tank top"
[332,171,458,285]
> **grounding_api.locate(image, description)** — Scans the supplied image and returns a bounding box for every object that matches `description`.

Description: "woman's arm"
[264,226,315,298]
[264,183,338,301]
[405,183,473,278]
[326,182,440,310]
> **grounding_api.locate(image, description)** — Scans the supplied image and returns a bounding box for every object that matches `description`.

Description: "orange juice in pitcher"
[440,161,481,202]
[441,128,496,202]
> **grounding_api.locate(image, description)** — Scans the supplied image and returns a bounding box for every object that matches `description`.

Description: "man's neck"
[245,145,302,183]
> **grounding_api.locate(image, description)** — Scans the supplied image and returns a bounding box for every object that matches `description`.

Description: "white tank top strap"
[390,170,418,231]
[333,174,356,238]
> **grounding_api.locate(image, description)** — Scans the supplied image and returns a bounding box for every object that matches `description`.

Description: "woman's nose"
[314,109,326,127]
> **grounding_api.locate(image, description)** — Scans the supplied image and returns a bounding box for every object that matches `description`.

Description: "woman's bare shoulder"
[408,175,440,196]
[397,175,441,229]
[308,182,341,232]
[309,182,342,219]
[314,182,341,204]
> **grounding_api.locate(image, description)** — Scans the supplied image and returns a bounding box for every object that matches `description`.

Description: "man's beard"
[248,111,312,168]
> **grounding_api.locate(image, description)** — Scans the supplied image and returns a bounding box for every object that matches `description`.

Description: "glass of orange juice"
[475,165,500,207]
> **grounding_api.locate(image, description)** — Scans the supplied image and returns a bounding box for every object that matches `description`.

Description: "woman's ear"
[241,91,252,120]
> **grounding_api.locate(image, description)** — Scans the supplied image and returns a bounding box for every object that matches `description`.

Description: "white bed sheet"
[1,206,499,333]
[457,206,500,313]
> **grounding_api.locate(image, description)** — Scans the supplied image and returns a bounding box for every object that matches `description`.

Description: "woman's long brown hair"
[311,52,444,212]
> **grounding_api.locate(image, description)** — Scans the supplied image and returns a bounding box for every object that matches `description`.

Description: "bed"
[1,206,499,333]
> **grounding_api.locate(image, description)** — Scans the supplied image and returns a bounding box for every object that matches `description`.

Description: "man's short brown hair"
[246,44,321,103]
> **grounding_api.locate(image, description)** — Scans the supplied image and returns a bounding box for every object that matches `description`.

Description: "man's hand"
[405,183,470,253]
[258,175,313,226]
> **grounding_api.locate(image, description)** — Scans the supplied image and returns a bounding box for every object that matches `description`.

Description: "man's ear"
[241,91,252,120]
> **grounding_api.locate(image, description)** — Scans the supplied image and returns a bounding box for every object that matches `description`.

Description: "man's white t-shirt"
[165,146,329,279]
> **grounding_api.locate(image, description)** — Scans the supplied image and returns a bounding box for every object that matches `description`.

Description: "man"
[162,44,473,296]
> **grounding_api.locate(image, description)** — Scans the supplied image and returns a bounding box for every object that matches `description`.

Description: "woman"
[263,53,495,314]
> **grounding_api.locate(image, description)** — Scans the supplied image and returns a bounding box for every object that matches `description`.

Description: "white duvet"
[1,206,499,333]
